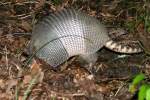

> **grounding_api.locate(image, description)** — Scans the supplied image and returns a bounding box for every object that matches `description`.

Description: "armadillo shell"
[30,9,110,67]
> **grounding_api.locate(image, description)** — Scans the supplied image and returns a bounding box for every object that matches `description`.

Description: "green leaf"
[138,84,149,100]
[146,88,150,100]
[129,73,145,93]
[132,74,145,85]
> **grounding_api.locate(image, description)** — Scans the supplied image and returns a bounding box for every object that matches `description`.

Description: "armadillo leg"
[78,53,98,74]
[80,53,98,64]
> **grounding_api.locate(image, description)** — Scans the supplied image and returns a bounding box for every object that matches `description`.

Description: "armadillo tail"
[104,40,142,53]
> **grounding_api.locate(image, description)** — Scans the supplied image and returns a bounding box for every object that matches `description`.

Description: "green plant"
[138,84,150,100]
[129,73,150,100]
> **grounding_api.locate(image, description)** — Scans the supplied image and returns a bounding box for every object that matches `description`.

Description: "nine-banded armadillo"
[29,8,142,67]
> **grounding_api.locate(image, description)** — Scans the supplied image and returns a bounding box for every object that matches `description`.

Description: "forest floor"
[0,0,150,100]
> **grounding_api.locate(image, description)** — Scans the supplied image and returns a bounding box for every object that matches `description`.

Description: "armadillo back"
[30,9,110,67]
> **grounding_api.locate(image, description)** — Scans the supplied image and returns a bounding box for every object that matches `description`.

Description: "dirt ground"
[0,0,150,100]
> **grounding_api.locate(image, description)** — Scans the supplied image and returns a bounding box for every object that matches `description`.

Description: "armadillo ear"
[80,53,98,64]
[104,40,143,53]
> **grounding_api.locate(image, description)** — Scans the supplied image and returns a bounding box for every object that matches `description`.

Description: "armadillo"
[29,8,142,67]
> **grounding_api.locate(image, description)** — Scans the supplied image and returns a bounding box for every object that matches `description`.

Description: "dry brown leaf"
[0,79,5,89]
[100,12,115,17]
[6,34,14,43]
[18,96,23,100]
[97,84,111,94]
[15,0,27,3]
[0,93,12,100]
[0,28,3,36]
[137,23,145,33]
[30,59,41,76]
[23,75,32,84]
[6,79,18,94]
[78,79,97,92]
[20,21,32,32]
[35,0,45,9]
[29,59,44,83]
[89,10,96,16]
[0,56,6,64]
